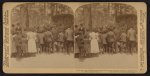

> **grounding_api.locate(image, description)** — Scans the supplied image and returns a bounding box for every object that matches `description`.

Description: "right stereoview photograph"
[74,3,138,69]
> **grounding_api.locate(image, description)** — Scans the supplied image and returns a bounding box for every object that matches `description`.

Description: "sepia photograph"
[3,2,147,73]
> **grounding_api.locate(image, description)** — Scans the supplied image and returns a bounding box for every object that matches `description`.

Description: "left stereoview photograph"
[3,2,147,73]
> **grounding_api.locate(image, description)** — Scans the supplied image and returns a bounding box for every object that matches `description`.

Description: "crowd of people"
[11,23,137,58]
[11,24,74,57]
[74,24,137,58]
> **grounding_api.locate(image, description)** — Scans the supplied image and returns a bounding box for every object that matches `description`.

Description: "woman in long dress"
[89,30,100,56]
[27,29,37,55]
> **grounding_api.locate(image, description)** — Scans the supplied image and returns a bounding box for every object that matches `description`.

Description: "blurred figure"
[16,23,21,33]
[79,24,85,35]
[84,29,90,56]
[127,27,137,54]
[119,29,127,53]
[14,31,23,57]
[44,28,53,53]
[51,27,58,52]
[36,28,41,53]
[27,28,37,56]
[74,25,80,58]
[107,27,116,53]
[11,24,17,56]
[57,31,65,52]
[21,29,28,55]
[101,29,108,53]
[65,27,74,54]
[37,29,45,53]
[89,29,99,56]
[76,32,85,57]
[98,28,103,54]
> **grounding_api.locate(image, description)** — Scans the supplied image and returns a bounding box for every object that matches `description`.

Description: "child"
[38,30,45,53]
[57,31,65,52]
[120,30,127,53]
[51,27,58,53]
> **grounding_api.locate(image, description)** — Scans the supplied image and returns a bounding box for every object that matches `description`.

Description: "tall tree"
[89,5,92,29]
[26,4,29,29]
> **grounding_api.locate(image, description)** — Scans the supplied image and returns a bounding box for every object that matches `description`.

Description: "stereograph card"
[3,2,147,73]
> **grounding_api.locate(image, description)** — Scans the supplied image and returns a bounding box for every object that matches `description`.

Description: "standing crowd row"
[11,24,137,58]
[74,24,137,58]
[12,24,74,57]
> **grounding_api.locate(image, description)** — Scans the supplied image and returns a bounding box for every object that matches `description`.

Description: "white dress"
[89,32,99,53]
[27,32,37,53]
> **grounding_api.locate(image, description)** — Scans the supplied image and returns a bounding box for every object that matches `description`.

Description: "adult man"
[76,32,85,57]
[101,29,108,53]
[65,27,74,54]
[127,27,136,53]
[37,29,45,53]
[44,28,53,53]
[107,28,116,53]
[74,25,80,57]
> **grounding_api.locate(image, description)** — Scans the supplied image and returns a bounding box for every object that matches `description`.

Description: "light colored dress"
[65,28,73,41]
[27,32,37,53]
[89,32,99,53]
[127,28,136,41]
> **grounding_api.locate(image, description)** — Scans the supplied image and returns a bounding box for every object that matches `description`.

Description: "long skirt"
[90,39,99,53]
[28,39,37,53]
